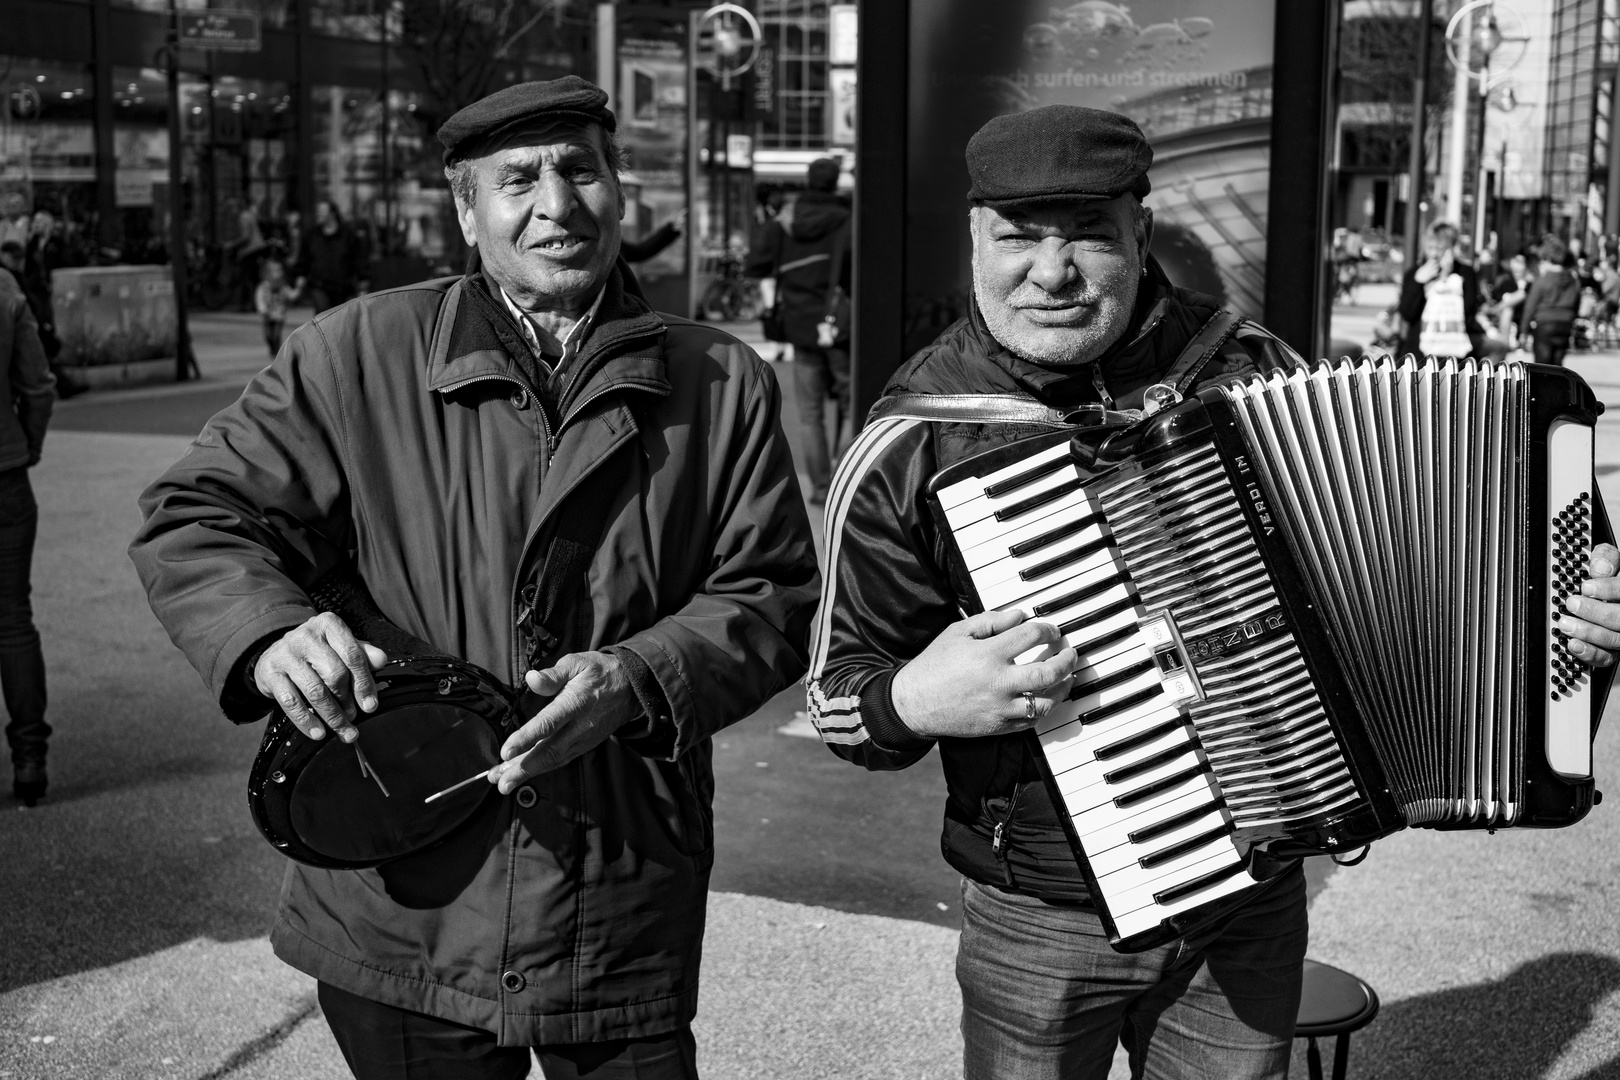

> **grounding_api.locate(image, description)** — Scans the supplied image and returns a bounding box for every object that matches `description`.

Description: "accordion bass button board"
[924,357,1614,953]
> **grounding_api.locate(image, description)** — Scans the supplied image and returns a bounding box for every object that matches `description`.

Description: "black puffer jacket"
[745,191,850,348]
[807,264,1301,902]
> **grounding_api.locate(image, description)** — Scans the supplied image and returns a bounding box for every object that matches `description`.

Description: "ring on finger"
[1023,691,1036,721]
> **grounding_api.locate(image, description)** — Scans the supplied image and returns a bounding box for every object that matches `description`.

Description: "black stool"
[1295,959,1380,1080]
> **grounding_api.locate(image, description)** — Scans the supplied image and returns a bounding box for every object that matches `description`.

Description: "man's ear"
[1136,203,1154,259]
[453,189,478,248]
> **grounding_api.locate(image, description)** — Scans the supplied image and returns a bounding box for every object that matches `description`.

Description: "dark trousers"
[317,982,701,1080]
[788,344,850,500]
[0,467,47,766]
[1533,322,1573,366]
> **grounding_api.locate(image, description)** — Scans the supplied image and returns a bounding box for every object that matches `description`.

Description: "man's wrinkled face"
[971,195,1148,367]
[454,120,624,313]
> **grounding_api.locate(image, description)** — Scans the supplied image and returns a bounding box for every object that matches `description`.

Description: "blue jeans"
[0,467,47,766]
[958,865,1307,1080]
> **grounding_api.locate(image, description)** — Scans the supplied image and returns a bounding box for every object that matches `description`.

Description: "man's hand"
[492,651,642,794]
[253,612,388,742]
[1561,543,1620,667]
[891,609,1077,740]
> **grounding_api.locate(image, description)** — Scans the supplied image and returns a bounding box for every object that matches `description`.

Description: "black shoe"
[13,762,46,807]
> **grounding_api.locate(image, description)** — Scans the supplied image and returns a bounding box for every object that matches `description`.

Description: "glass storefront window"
[0,56,97,253]
[111,0,292,31]
[313,85,454,269]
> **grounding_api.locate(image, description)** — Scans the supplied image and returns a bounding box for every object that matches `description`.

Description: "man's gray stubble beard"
[970,247,1138,368]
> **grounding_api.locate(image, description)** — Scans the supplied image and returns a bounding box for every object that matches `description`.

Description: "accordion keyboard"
[936,438,1366,943]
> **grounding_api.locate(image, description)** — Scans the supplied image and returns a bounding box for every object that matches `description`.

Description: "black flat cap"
[438,76,616,164]
[966,105,1152,206]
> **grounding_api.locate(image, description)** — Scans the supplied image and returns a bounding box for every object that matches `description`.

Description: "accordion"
[926,357,1614,952]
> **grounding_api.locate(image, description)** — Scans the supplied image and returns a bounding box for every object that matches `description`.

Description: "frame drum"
[248,656,517,869]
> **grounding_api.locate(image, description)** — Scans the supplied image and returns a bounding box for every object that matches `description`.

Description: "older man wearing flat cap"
[132,75,818,1078]
[810,103,1620,1080]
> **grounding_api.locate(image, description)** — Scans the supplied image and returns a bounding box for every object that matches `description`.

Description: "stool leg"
[1332,1033,1352,1080]
[1307,1036,1324,1080]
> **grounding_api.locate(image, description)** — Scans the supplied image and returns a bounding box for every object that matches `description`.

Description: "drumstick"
[354,742,391,799]
[424,767,496,804]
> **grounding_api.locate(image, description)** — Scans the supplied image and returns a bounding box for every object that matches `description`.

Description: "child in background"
[254,257,292,360]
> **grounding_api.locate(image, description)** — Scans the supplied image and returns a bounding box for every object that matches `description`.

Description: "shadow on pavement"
[1337,952,1620,1080]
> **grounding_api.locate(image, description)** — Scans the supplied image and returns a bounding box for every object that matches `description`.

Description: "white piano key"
[1108,862,1259,941]
[941,460,1088,532]
[1054,743,1202,814]
[1078,785,1222,856]
[1084,807,1232,877]
[951,487,1094,552]
[958,514,1108,574]
[1052,725,1195,792]
[1041,707,1182,777]
[1066,769,1219,837]
[1097,840,1246,916]
[934,440,1075,511]
[1045,720,1191,786]
[1069,666,1164,719]
[980,542,1122,611]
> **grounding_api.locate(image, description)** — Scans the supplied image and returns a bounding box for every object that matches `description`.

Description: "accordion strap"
[1160,309,1244,395]
[867,310,1245,427]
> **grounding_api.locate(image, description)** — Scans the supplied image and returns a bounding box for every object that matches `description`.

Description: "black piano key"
[1073,683,1162,723]
[1103,743,1196,786]
[1113,763,1210,808]
[1096,716,1187,761]
[1073,658,1157,699]
[1034,572,1130,617]
[1127,799,1226,844]
[1008,513,1105,558]
[984,455,1072,499]
[993,478,1085,522]
[1059,614,1137,651]
[1152,860,1248,906]
[1138,824,1236,870]
[1020,536,1113,582]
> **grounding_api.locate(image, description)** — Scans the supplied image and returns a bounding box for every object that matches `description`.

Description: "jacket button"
[510,388,529,409]
[501,970,526,993]
[515,785,538,808]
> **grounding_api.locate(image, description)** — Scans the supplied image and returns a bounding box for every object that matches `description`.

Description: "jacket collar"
[427,252,671,419]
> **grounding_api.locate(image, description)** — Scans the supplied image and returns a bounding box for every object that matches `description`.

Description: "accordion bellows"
[927,357,1612,952]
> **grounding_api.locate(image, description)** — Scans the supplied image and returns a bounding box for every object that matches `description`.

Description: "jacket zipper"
[989,783,1024,888]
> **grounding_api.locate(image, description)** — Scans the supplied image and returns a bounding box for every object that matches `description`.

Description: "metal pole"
[166,0,196,381]
[1474,71,1490,254]
[1405,0,1435,262]
[380,1,391,256]
[686,9,701,320]
[1446,15,1473,226]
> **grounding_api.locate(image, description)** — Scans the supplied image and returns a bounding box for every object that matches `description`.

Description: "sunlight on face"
[454,120,625,314]
[970,196,1147,368]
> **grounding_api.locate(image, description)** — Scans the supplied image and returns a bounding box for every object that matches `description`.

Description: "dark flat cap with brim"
[966,105,1152,206]
[438,76,616,164]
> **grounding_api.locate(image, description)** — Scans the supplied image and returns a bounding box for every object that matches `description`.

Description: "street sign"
[177,11,262,51]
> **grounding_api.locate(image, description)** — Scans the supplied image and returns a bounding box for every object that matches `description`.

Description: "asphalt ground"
[2,304,1618,1078]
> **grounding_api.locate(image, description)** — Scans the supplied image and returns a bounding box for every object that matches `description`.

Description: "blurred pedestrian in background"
[1492,253,1532,349]
[1523,237,1581,366]
[746,157,850,504]
[254,257,293,360]
[0,245,53,807]
[0,242,83,400]
[621,207,686,262]
[292,200,369,315]
[1398,220,1482,360]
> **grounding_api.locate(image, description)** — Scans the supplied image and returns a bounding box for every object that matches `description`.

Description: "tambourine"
[247,655,520,869]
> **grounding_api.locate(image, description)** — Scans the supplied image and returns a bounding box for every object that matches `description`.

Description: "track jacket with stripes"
[808,263,1303,902]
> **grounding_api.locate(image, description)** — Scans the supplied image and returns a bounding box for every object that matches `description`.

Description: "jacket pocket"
[660,744,714,857]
